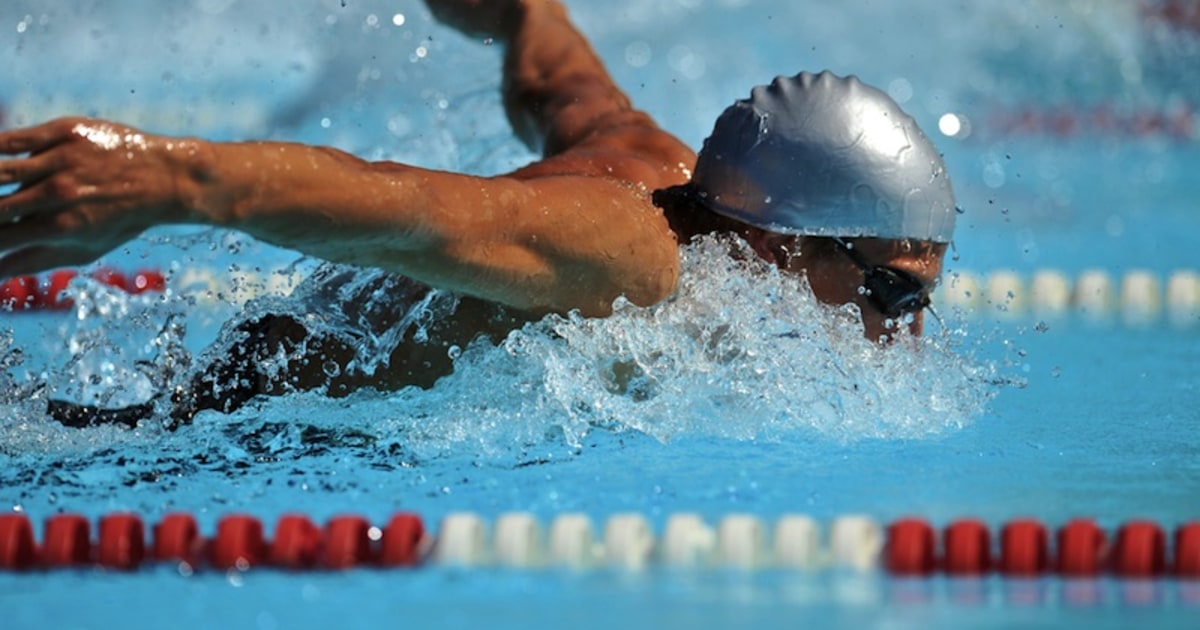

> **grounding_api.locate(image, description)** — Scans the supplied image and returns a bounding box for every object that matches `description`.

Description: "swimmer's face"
[760,234,946,341]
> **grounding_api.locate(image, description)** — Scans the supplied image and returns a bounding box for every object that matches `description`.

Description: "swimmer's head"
[689,71,957,243]
[654,71,956,340]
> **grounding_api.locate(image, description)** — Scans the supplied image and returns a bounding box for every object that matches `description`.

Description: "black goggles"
[831,237,934,319]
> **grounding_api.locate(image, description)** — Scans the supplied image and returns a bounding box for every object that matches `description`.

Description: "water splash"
[352,236,998,460]
[0,236,1003,467]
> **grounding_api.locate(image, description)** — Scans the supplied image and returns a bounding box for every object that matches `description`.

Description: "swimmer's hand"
[426,0,558,41]
[0,117,200,276]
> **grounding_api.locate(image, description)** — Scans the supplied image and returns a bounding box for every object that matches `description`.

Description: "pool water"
[2,0,1199,628]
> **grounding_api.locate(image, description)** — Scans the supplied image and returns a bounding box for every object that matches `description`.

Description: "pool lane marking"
[3,512,1200,578]
[3,266,1199,326]
[939,268,1199,325]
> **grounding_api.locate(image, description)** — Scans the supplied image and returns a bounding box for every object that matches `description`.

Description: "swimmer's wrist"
[173,138,231,227]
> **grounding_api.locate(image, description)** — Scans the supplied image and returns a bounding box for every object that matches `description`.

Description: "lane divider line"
[3,267,1199,327]
[3,512,1198,578]
[939,268,1200,325]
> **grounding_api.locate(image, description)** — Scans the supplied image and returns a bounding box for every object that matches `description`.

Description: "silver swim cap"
[692,71,957,243]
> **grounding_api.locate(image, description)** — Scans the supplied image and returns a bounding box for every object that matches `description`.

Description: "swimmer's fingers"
[0,244,98,279]
[0,180,61,224]
[0,151,60,189]
[0,118,80,156]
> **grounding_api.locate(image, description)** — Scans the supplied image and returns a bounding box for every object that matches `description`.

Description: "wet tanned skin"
[0,0,943,340]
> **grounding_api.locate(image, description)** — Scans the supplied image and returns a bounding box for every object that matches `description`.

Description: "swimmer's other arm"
[0,120,679,317]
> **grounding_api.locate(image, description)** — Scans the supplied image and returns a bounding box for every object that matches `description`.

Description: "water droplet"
[322,360,341,378]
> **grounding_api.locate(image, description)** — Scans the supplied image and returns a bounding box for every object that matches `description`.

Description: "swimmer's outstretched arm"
[0,118,675,316]
[0,2,696,317]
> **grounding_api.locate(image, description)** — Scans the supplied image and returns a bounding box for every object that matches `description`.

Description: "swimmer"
[0,0,955,428]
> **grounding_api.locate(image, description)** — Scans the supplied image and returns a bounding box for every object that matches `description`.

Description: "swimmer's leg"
[46,400,154,429]
[170,314,359,426]
[46,314,357,430]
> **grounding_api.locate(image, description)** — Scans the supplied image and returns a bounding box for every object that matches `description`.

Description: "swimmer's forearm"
[188,140,679,315]
[191,140,500,272]
[191,141,433,250]
[502,1,639,153]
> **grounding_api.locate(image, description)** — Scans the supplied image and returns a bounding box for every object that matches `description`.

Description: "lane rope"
[2,512,1198,578]
[4,267,1198,327]
[939,268,1200,326]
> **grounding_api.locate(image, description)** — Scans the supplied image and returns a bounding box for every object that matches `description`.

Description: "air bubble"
[322,360,341,378]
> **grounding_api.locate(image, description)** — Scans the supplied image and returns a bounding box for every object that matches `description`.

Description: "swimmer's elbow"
[623,243,680,310]
[563,246,677,318]
[649,253,681,306]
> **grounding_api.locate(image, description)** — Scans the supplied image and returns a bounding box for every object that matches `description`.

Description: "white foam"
[365,237,997,458]
[0,237,999,462]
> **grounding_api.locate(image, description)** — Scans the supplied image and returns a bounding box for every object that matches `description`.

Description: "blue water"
[2,0,1199,628]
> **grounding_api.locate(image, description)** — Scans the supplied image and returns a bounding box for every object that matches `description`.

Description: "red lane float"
[0,514,36,571]
[129,269,167,294]
[270,514,322,570]
[381,513,425,567]
[43,514,92,567]
[986,102,1196,141]
[1176,522,1200,577]
[154,513,202,565]
[4,512,1200,578]
[885,518,937,575]
[1057,519,1107,577]
[944,519,991,576]
[0,268,166,312]
[0,275,40,311]
[999,519,1049,576]
[323,515,374,570]
[1112,521,1167,577]
[98,513,146,570]
[211,515,266,570]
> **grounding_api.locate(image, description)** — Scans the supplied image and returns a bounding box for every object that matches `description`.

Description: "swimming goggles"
[831,237,934,319]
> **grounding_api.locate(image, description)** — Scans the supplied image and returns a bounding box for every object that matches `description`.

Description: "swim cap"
[691,71,957,243]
